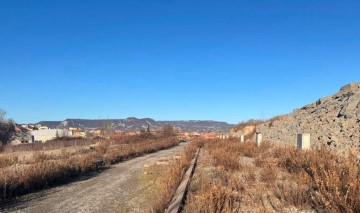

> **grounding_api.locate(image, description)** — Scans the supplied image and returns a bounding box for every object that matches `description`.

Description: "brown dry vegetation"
[234,115,286,131]
[1,137,98,153]
[233,115,286,139]
[150,139,203,213]
[233,119,264,132]
[0,133,179,202]
[182,138,360,213]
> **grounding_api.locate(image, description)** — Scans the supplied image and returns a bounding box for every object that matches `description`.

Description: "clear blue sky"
[0,0,359,124]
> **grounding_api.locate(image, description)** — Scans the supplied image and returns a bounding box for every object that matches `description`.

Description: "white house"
[30,129,73,143]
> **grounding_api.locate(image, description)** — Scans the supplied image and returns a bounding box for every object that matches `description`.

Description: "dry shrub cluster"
[183,138,360,213]
[0,134,178,202]
[280,147,360,212]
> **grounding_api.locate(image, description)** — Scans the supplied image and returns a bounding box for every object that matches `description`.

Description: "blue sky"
[0,0,359,124]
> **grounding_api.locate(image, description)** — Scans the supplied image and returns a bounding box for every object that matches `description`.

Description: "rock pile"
[255,82,360,154]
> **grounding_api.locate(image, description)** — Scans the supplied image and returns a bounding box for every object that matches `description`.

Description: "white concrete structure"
[240,135,244,143]
[30,129,73,143]
[256,133,262,146]
[297,134,311,150]
[38,126,49,130]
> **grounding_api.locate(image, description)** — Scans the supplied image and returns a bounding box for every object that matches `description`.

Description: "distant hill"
[37,121,62,129]
[36,118,234,132]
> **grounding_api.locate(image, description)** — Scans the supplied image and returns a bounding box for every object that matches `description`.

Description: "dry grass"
[279,147,360,212]
[150,139,201,213]
[182,138,360,212]
[0,134,179,202]
[1,137,98,153]
[267,114,286,128]
[233,119,264,132]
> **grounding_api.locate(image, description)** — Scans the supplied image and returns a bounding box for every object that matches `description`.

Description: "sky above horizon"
[1,0,359,124]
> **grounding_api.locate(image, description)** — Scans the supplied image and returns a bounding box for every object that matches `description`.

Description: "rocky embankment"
[254,83,360,154]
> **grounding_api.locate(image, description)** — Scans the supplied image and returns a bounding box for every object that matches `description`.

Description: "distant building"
[30,129,73,143]
[22,124,36,131]
[38,126,49,130]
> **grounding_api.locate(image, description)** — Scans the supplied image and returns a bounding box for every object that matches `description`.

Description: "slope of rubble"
[255,83,360,154]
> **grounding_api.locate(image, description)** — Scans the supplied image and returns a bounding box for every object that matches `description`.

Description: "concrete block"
[297,134,311,150]
[167,148,200,213]
[256,133,262,146]
[240,135,244,143]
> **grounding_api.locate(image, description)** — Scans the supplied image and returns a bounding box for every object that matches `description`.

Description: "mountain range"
[36,118,234,132]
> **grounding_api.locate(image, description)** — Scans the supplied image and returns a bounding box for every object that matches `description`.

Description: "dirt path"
[1,143,187,213]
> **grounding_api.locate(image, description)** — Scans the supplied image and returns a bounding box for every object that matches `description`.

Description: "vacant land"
[0,132,179,202]
[180,139,360,213]
[1,142,189,213]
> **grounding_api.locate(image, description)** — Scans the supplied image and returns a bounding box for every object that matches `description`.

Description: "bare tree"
[161,125,176,138]
[0,108,15,144]
[0,108,6,122]
[101,120,114,137]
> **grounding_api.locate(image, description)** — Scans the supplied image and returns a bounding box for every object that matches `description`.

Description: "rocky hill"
[37,118,233,132]
[254,82,360,154]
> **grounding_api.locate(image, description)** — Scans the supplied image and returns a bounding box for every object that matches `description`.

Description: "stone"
[340,82,360,93]
[302,103,316,110]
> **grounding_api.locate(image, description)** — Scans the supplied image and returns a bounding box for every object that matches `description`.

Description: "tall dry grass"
[279,147,360,212]
[150,139,201,213]
[183,138,360,212]
[0,134,179,202]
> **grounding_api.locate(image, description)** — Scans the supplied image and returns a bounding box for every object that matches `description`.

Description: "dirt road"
[1,143,187,213]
